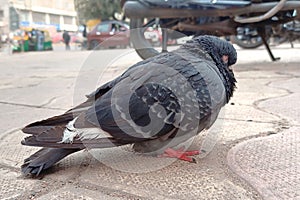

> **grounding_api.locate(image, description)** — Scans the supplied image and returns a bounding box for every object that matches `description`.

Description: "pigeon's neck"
[216,63,236,103]
[180,44,236,102]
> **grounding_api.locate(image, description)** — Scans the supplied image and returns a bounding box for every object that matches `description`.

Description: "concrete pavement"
[0,44,299,199]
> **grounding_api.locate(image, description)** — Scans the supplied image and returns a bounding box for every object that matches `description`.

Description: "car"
[52,32,83,44]
[87,20,130,50]
[51,32,62,43]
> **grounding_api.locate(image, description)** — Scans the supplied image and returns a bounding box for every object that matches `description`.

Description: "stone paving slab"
[0,76,76,109]
[236,44,300,64]
[231,78,288,106]
[259,77,300,126]
[0,168,36,200]
[270,78,300,93]
[79,150,258,200]
[0,104,59,135]
[227,127,300,200]
[0,129,39,169]
[259,93,300,126]
[221,104,280,123]
[36,185,128,200]
[217,119,276,142]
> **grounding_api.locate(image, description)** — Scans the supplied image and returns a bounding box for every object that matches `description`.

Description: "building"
[0,0,77,34]
[0,0,9,34]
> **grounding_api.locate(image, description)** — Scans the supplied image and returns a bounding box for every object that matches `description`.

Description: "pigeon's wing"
[21,113,130,149]
[84,53,224,143]
[84,61,183,142]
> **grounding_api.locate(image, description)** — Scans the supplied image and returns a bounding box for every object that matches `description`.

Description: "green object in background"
[23,40,29,51]
[12,29,53,52]
[44,41,53,50]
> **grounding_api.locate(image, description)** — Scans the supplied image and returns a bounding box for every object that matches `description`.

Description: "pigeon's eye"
[222,55,229,64]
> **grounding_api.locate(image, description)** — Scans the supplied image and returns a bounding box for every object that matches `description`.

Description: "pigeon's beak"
[222,55,229,64]
[222,55,233,71]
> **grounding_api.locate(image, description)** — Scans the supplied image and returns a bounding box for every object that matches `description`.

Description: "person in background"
[37,30,45,51]
[82,25,87,38]
[81,25,87,49]
[62,30,71,50]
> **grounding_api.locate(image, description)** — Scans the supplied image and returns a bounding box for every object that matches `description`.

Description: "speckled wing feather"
[84,50,226,144]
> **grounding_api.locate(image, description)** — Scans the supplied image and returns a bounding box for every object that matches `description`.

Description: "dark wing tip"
[21,163,45,177]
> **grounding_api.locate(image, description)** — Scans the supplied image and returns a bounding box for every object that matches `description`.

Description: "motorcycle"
[231,19,300,49]
[122,0,300,61]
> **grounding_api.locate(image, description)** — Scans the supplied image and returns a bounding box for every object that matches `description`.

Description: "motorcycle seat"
[143,0,251,9]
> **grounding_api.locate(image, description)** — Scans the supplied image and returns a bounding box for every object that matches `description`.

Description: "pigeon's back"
[86,49,227,141]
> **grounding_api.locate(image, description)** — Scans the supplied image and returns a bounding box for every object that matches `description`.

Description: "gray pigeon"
[21,35,237,176]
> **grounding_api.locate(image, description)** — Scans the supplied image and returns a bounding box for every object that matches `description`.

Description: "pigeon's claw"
[159,147,200,163]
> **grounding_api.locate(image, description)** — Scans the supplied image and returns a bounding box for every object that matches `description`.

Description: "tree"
[74,0,121,24]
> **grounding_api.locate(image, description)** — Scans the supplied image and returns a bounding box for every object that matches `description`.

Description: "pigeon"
[21,35,237,176]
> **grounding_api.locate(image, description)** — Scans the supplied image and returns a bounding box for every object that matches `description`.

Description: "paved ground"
[0,43,299,199]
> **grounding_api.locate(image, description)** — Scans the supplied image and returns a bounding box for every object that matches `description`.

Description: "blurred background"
[0,0,123,52]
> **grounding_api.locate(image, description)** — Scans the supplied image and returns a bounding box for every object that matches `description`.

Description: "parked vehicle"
[87,20,130,50]
[12,28,53,52]
[123,0,300,61]
[231,20,300,49]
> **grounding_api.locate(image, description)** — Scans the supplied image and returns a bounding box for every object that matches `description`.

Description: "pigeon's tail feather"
[21,148,80,176]
[21,135,86,148]
[22,134,131,149]
[22,112,74,135]
[23,99,94,135]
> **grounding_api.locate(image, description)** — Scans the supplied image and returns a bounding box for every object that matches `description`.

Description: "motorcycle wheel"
[130,18,161,59]
[230,35,264,49]
[230,27,264,49]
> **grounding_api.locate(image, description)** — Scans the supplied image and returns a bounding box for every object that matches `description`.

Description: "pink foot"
[158,147,200,163]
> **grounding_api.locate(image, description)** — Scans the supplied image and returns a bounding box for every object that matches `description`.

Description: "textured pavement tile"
[79,161,257,200]
[259,78,300,125]
[36,185,127,200]
[0,129,39,168]
[268,78,300,93]
[259,93,300,125]
[77,136,259,200]
[0,129,90,181]
[0,77,75,109]
[0,168,36,199]
[0,104,59,136]
[228,127,300,200]
[231,78,288,106]
[235,71,287,79]
[218,119,276,142]
[221,104,280,123]
[236,45,300,64]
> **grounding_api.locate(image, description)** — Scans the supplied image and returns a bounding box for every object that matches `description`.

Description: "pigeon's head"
[193,35,237,68]
[192,35,237,102]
